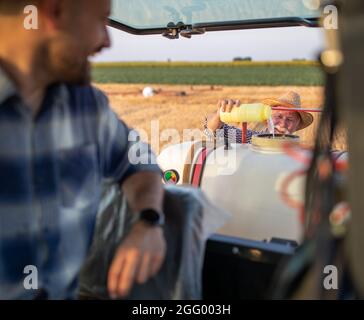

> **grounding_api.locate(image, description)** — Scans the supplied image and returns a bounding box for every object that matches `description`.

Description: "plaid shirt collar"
[0,65,69,117]
[0,66,17,105]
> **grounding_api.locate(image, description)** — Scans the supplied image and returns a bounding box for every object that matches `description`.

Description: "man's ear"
[38,0,67,31]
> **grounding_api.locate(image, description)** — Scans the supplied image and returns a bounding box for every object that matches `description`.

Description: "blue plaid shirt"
[0,68,161,299]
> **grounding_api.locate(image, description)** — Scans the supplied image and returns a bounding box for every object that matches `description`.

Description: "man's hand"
[207,99,241,132]
[107,221,166,299]
[107,171,165,299]
[218,99,241,113]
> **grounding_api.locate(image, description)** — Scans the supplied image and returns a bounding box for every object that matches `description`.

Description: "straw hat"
[262,91,314,131]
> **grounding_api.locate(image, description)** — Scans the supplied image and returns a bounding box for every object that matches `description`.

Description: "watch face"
[140,209,164,226]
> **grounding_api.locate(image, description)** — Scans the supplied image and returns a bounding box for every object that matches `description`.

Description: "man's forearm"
[110,171,166,298]
[207,111,223,132]
[122,171,164,214]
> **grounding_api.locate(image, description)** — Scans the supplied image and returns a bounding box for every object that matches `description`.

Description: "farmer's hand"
[218,99,241,114]
[207,99,242,131]
[107,221,166,299]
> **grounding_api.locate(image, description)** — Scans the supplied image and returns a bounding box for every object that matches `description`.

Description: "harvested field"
[95,84,347,154]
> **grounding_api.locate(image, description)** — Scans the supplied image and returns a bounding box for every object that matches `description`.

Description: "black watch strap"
[139,208,165,226]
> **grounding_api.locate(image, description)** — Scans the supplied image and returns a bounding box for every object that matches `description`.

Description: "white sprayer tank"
[157,135,306,244]
[200,135,305,243]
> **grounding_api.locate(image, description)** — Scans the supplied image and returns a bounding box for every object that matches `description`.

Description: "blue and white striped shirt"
[203,117,264,144]
[0,68,161,299]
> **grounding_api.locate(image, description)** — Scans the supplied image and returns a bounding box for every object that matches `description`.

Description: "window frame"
[108,16,320,36]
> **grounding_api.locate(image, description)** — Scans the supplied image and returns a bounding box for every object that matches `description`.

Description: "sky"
[92,26,325,62]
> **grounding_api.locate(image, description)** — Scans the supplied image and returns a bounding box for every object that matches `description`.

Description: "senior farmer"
[204,91,314,143]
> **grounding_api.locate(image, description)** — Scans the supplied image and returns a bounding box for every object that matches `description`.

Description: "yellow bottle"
[220,103,272,123]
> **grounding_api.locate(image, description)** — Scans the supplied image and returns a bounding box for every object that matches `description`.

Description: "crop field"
[94,83,347,153]
[92,60,345,153]
[92,61,324,86]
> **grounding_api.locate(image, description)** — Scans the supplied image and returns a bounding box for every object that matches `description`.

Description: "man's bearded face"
[271,110,301,134]
[47,0,111,85]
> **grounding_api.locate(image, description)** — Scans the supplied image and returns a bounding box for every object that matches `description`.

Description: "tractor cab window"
[110,0,321,34]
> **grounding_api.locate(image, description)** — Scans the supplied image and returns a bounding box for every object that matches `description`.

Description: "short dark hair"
[0,1,38,14]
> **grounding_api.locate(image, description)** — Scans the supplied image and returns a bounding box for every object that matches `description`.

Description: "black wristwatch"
[139,208,165,227]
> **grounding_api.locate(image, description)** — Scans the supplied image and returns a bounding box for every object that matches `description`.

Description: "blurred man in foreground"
[0,0,165,299]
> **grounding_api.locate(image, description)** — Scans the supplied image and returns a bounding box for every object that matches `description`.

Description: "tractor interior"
[89,0,361,299]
